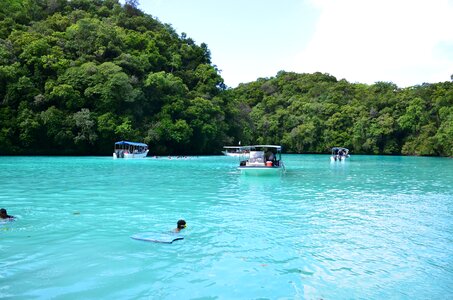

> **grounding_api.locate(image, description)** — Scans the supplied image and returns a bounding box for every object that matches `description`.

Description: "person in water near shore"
[174,219,186,233]
[0,208,14,220]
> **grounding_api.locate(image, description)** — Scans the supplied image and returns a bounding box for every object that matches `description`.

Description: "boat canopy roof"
[250,145,282,151]
[223,146,243,149]
[331,147,349,151]
[115,141,148,147]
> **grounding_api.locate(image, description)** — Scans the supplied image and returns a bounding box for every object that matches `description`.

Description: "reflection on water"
[0,155,452,299]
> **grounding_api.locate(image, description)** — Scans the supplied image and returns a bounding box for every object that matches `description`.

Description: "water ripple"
[0,155,452,299]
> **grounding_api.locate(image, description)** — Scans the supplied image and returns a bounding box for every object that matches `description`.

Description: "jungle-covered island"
[1,0,452,156]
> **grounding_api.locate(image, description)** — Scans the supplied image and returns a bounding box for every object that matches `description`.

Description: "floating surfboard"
[0,219,14,225]
[130,232,184,244]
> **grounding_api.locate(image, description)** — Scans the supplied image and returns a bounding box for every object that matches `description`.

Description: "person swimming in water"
[0,208,14,220]
[174,219,186,233]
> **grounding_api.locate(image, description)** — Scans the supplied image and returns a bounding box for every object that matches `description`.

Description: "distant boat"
[113,141,149,159]
[331,147,350,162]
[238,145,285,175]
[222,146,250,157]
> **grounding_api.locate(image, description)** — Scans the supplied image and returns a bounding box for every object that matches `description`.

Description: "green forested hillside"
[1,1,452,156]
[0,0,243,155]
[232,71,453,156]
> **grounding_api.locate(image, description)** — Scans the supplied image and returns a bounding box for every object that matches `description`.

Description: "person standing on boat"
[174,219,186,233]
[0,208,14,220]
[266,150,275,162]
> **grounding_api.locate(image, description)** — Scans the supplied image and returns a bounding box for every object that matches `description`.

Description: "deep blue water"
[1,155,452,299]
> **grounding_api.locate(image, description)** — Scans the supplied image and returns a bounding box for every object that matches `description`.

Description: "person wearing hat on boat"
[0,208,14,220]
[174,219,187,233]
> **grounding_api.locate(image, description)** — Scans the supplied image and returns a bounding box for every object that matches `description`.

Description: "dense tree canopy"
[0,0,234,155]
[232,71,453,157]
[0,0,452,156]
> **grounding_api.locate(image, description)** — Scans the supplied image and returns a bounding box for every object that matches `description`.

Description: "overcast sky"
[137,0,453,88]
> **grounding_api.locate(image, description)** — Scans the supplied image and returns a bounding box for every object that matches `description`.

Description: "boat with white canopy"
[222,146,251,157]
[238,145,285,175]
[330,147,350,162]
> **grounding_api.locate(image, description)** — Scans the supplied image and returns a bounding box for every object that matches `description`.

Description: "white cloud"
[290,0,453,86]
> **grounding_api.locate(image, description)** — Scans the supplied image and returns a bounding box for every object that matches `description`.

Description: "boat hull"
[330,155,349,162]
[113,150,149,159]
[238,166,283,176]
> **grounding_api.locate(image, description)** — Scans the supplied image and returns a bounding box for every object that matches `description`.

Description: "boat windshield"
[239,145,282,161]
[249,151,265,163]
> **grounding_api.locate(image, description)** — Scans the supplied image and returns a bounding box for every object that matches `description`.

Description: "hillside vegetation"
[0,0,242,155]
[232,72,453,156]
[1,0,452,156]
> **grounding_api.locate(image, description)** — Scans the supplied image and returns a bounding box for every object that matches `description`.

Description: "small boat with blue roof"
[113,141,149,159]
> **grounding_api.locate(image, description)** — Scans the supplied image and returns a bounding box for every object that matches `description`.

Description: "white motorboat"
[222,146,247,157]
[238,145,285,175]
[330,147,350,162]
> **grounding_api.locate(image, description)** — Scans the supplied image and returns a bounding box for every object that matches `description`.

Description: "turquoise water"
[1,155,452,299]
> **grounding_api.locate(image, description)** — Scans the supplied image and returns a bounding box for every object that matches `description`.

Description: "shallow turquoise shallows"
[1,155,452,299]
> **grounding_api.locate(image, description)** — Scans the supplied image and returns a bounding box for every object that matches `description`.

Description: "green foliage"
[435,107,453,156]
[0,0,232,155]
[1,1,452,157]
[40,106,74,152]
[231,71,453,156]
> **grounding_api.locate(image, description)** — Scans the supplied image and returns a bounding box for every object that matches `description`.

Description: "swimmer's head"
[177,219,186,229]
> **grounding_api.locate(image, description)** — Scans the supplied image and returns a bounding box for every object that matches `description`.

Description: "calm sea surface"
[1,155,452,299]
